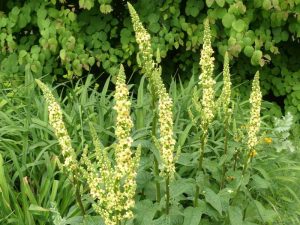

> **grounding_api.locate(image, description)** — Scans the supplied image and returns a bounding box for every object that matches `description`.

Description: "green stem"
[165,176,170,214]
[198,132,206,171]
[233,148,239,171]
[194,130,206,207]
[231,149,253,204]
[194,185,200,207]
[151,91,161,202]
[220,118,229,189]
[74,176,85,215]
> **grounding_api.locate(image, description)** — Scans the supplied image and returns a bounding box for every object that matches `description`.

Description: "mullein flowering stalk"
[35,79,85,214]
[232,72,262,201]
[246,71,262,167]
[194,19,216,207]
[218,52,232,189]
[36,80,78,173]
[128,2,176,213]
[81,65,140,225]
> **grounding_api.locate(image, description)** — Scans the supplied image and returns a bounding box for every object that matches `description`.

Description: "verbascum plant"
[35,80,78,173]
[218,52,232,188]
[247,71,262,157]
[81,65,140,225]
[194,18,216,207]
[218,51,231,115]
[158,92,176,178]
[128,2,176,213]
[199,19,216,133]
[127,2,166,98]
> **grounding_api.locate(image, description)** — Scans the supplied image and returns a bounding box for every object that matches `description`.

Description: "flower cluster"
[158,93,176,177]
[247,72,262,150]
[218,51,231,115]
[35,79,78,173]
[81,65,140,225]
[199,19,216,130]
[128,2,176,178]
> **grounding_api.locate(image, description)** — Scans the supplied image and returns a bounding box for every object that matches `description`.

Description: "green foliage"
[1,0,300,119]
[1,2,300,225]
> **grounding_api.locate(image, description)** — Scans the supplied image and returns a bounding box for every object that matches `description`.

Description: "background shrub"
[1,0,300,121]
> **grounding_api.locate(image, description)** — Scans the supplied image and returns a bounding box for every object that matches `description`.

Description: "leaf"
[148,13,160,24]
[222,13,235,28]
[204,188,223,215]
[216,0,225,7]
[82,216,105,225]
[244,46,254,57]
[29,204,49,212]
[228,206,243,225]
[253,200,277,223]
[183,207,203,225]
[232,19,246,32]
[152,215,171,225]
[134,200,158,225]
[251,50,263,66]
[170,178,195,197]
[206,0,215,7]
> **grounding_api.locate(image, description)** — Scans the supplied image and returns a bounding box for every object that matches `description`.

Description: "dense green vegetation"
[0,1,299,225]
[1,0,300,119]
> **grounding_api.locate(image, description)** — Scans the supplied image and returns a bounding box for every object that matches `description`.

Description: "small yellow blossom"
[263,137,272,144]
[35,79,78,173]
[249,149,257,158]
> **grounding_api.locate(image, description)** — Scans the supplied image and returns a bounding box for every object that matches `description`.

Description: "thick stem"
[233,148,238,171]
[194,130,206,207]
[165,176,170,214]
[194,185,200,207]
[151,91,161,202]
[220,118,229,189]
[154,157,161,202]
[231,149,253,204]
[74,176,85,215]
[198,132,206,171]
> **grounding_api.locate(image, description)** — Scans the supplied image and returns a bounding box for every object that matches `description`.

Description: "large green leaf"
[228,206,243,225]
[183,207,203,225]
[204,188,223,215]
[222,13,235,28]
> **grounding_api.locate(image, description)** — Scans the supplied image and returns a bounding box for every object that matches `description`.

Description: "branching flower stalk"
[128,2,176,214]
[35,79,85,215]
[81,65,140,225]
[218,52,232,189]
[194,19,216,207]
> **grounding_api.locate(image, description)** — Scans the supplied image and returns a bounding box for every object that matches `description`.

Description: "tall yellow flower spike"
[82,65,140,225]
[199,19,216,131]
[247,71,262,151]
[218,51,231,114]
[128,2,176,178]
[35,79,78,173]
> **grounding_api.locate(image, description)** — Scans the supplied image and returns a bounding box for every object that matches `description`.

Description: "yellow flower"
[249,149,257,158]
[263,137,272,144]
